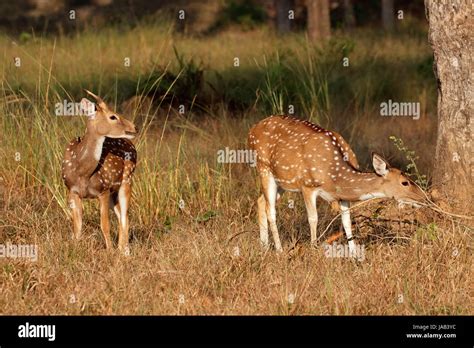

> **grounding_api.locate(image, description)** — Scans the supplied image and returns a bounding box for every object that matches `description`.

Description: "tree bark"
[381,0,394,31]
[343,0,355,30]
[307,0,330,42]
[275,0,292,33]
[425,0,474,209]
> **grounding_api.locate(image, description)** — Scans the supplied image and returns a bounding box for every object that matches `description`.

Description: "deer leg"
[261,173,282,252]
[340,200,356,256]
[99,192,112,250]
[109,192,121,238]
[302,188,318,246]
[257,194,269,250]
[69,192,83,240]
[117,183,131,254]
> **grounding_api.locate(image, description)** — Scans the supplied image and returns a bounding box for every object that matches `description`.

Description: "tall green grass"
[1,22,435,116]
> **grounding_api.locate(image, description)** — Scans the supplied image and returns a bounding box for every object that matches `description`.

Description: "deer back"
[249,115,360,195]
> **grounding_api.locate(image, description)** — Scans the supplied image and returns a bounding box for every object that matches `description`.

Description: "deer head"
[371,153,426,206]
[81,90,137,139]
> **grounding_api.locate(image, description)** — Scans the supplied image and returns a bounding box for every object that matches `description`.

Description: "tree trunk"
[307,0,330,42]
[343,0,355,30]
[425,0,474,210]
[319,0,330,39]
[275,0,292,33]
[381,0,394,31]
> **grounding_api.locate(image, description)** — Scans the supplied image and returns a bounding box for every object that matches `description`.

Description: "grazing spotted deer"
[62,90,137,253]
[248,115,425,254]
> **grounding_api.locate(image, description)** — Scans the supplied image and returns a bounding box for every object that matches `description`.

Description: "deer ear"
[80,98,96,118]
[372,152,389,177]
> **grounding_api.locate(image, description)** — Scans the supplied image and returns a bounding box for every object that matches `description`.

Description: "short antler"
[84,89,107,109]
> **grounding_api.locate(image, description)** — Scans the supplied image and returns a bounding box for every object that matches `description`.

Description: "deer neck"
[331,171,387,202]
[75,127,105,178]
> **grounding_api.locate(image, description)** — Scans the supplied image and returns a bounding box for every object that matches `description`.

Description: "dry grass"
[0,24,472,315]
[1,114,472,315]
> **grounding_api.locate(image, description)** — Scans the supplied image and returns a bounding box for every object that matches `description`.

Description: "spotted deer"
[248,115,425,254]
[62,90,138,253]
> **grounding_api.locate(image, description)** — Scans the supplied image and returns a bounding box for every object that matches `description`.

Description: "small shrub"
[389,135,429,190]
[211,0,267,31]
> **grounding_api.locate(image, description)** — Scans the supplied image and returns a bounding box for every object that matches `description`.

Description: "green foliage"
[19,32,32,44]
[256,48,330,122]
[195,210,218,223]
[258,52,290,115]
[1,22,435,121]
[416,55,435,80]
[212,0,267,31]
[118,46,204,105]
[416,222,439,241]
[389,135,429,190]
[256,38,356,122]
[208,68,262,111]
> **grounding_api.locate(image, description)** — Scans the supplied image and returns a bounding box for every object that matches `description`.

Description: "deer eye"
[401,181,409,186]
[109,115,117,121]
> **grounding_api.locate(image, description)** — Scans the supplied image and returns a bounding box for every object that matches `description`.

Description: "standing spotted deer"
[62,90,137,253]
[248,115,425,254]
